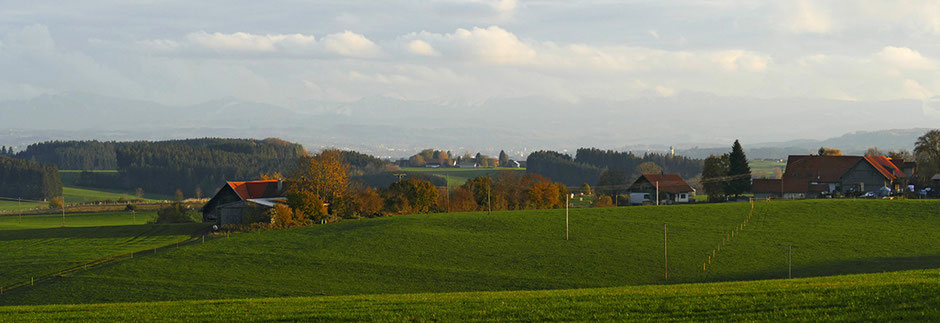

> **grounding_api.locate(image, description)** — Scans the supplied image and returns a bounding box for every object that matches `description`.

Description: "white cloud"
[406,39,439,56]
[710,50,769,72]
[877,46,935,70]
[321,31,381,58]
[449,26,534,64]
[184,31,316,52]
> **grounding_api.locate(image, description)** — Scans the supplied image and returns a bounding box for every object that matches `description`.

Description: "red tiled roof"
[784,155,863,182]
[779,155,904,194]
[227,180,282,200]
[863,156,904,180]
[637,174,694,194]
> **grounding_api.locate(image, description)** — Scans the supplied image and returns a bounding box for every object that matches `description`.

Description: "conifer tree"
[726,140,751,197]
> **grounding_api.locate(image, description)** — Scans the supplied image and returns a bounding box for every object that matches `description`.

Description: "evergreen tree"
[498,150,509,167]
[726,140,751,197]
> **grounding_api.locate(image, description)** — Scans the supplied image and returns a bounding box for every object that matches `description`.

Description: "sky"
[1,0,939,111]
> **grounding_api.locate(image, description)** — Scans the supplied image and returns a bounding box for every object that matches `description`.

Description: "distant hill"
[673,128,929,159]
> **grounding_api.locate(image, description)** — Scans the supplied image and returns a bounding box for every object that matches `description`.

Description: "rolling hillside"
[2,268,937,321]
[2,199,938,306]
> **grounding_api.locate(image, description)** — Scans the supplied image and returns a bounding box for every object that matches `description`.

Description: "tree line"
[525,148,704,189]
[266,150,572,228]
[404,149,519,168]
[0,155,62,200]
[115,138,306,197]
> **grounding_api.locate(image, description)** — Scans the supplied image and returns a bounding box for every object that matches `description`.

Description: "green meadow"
[749,159,786,178]
[2,268,937,321]
[3,199,938,307]
[0,199,46,212]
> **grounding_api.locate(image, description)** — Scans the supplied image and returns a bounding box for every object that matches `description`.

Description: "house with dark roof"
[200,180,285,225]
[752,155,907,199]
[628,173,695,204]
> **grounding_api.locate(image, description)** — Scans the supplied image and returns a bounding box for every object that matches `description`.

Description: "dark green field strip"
[3,199,938,306]
[1,269,937,321]
[0,211,159,230]
[0,212,206,288]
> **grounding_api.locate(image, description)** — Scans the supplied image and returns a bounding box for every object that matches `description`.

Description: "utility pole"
[656,181,660,206]
[664,223,668,281]
[487,185,491,215]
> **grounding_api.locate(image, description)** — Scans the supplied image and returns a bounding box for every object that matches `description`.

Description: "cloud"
[141,30,379,58]
[406,39,439,56]
[322,31,381,58]
[184,31,315,52]
[877,46,935,70]
[710,50,769,72]
[777,0,834,34]
[448,26,535,64]
[0,24,142,100]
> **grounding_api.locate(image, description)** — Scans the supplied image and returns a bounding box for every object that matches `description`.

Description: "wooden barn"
[200,180,285,225]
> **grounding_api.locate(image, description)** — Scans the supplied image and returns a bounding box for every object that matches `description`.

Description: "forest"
[0,155,62,200]
[12,138,306,197]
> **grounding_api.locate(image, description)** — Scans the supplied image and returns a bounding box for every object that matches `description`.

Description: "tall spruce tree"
[726,140,751,197]
[498,150,509,167]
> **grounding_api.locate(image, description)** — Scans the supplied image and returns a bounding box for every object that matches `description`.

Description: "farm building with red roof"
[751,155,908,199]
[200,180,285,225]
[627,173,695,204]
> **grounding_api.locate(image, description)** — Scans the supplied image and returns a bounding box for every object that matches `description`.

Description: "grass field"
[3,199,937,306]
[0,199,46,212]
[62,186,168,204]
[401,167,525,187]
[750,159,786,179]
[2,268,937,321]
[0,211,207,288]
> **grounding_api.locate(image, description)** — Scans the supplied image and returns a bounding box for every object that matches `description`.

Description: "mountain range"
[1,92,936,159]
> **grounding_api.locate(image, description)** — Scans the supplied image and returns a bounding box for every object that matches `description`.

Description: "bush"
[268,203,309,228]
[48,196,64,209]
[592,195,614,208]
[151,203,200,224]
[124,204,137,211]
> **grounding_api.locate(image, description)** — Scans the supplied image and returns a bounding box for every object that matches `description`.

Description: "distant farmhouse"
[201,180,285,225]
[628,173,695,204]
[752,155,909,199]
[456,162,478,168]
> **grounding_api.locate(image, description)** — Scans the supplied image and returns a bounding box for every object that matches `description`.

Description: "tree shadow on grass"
[0,223,206,241]
[708,253,940,283]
